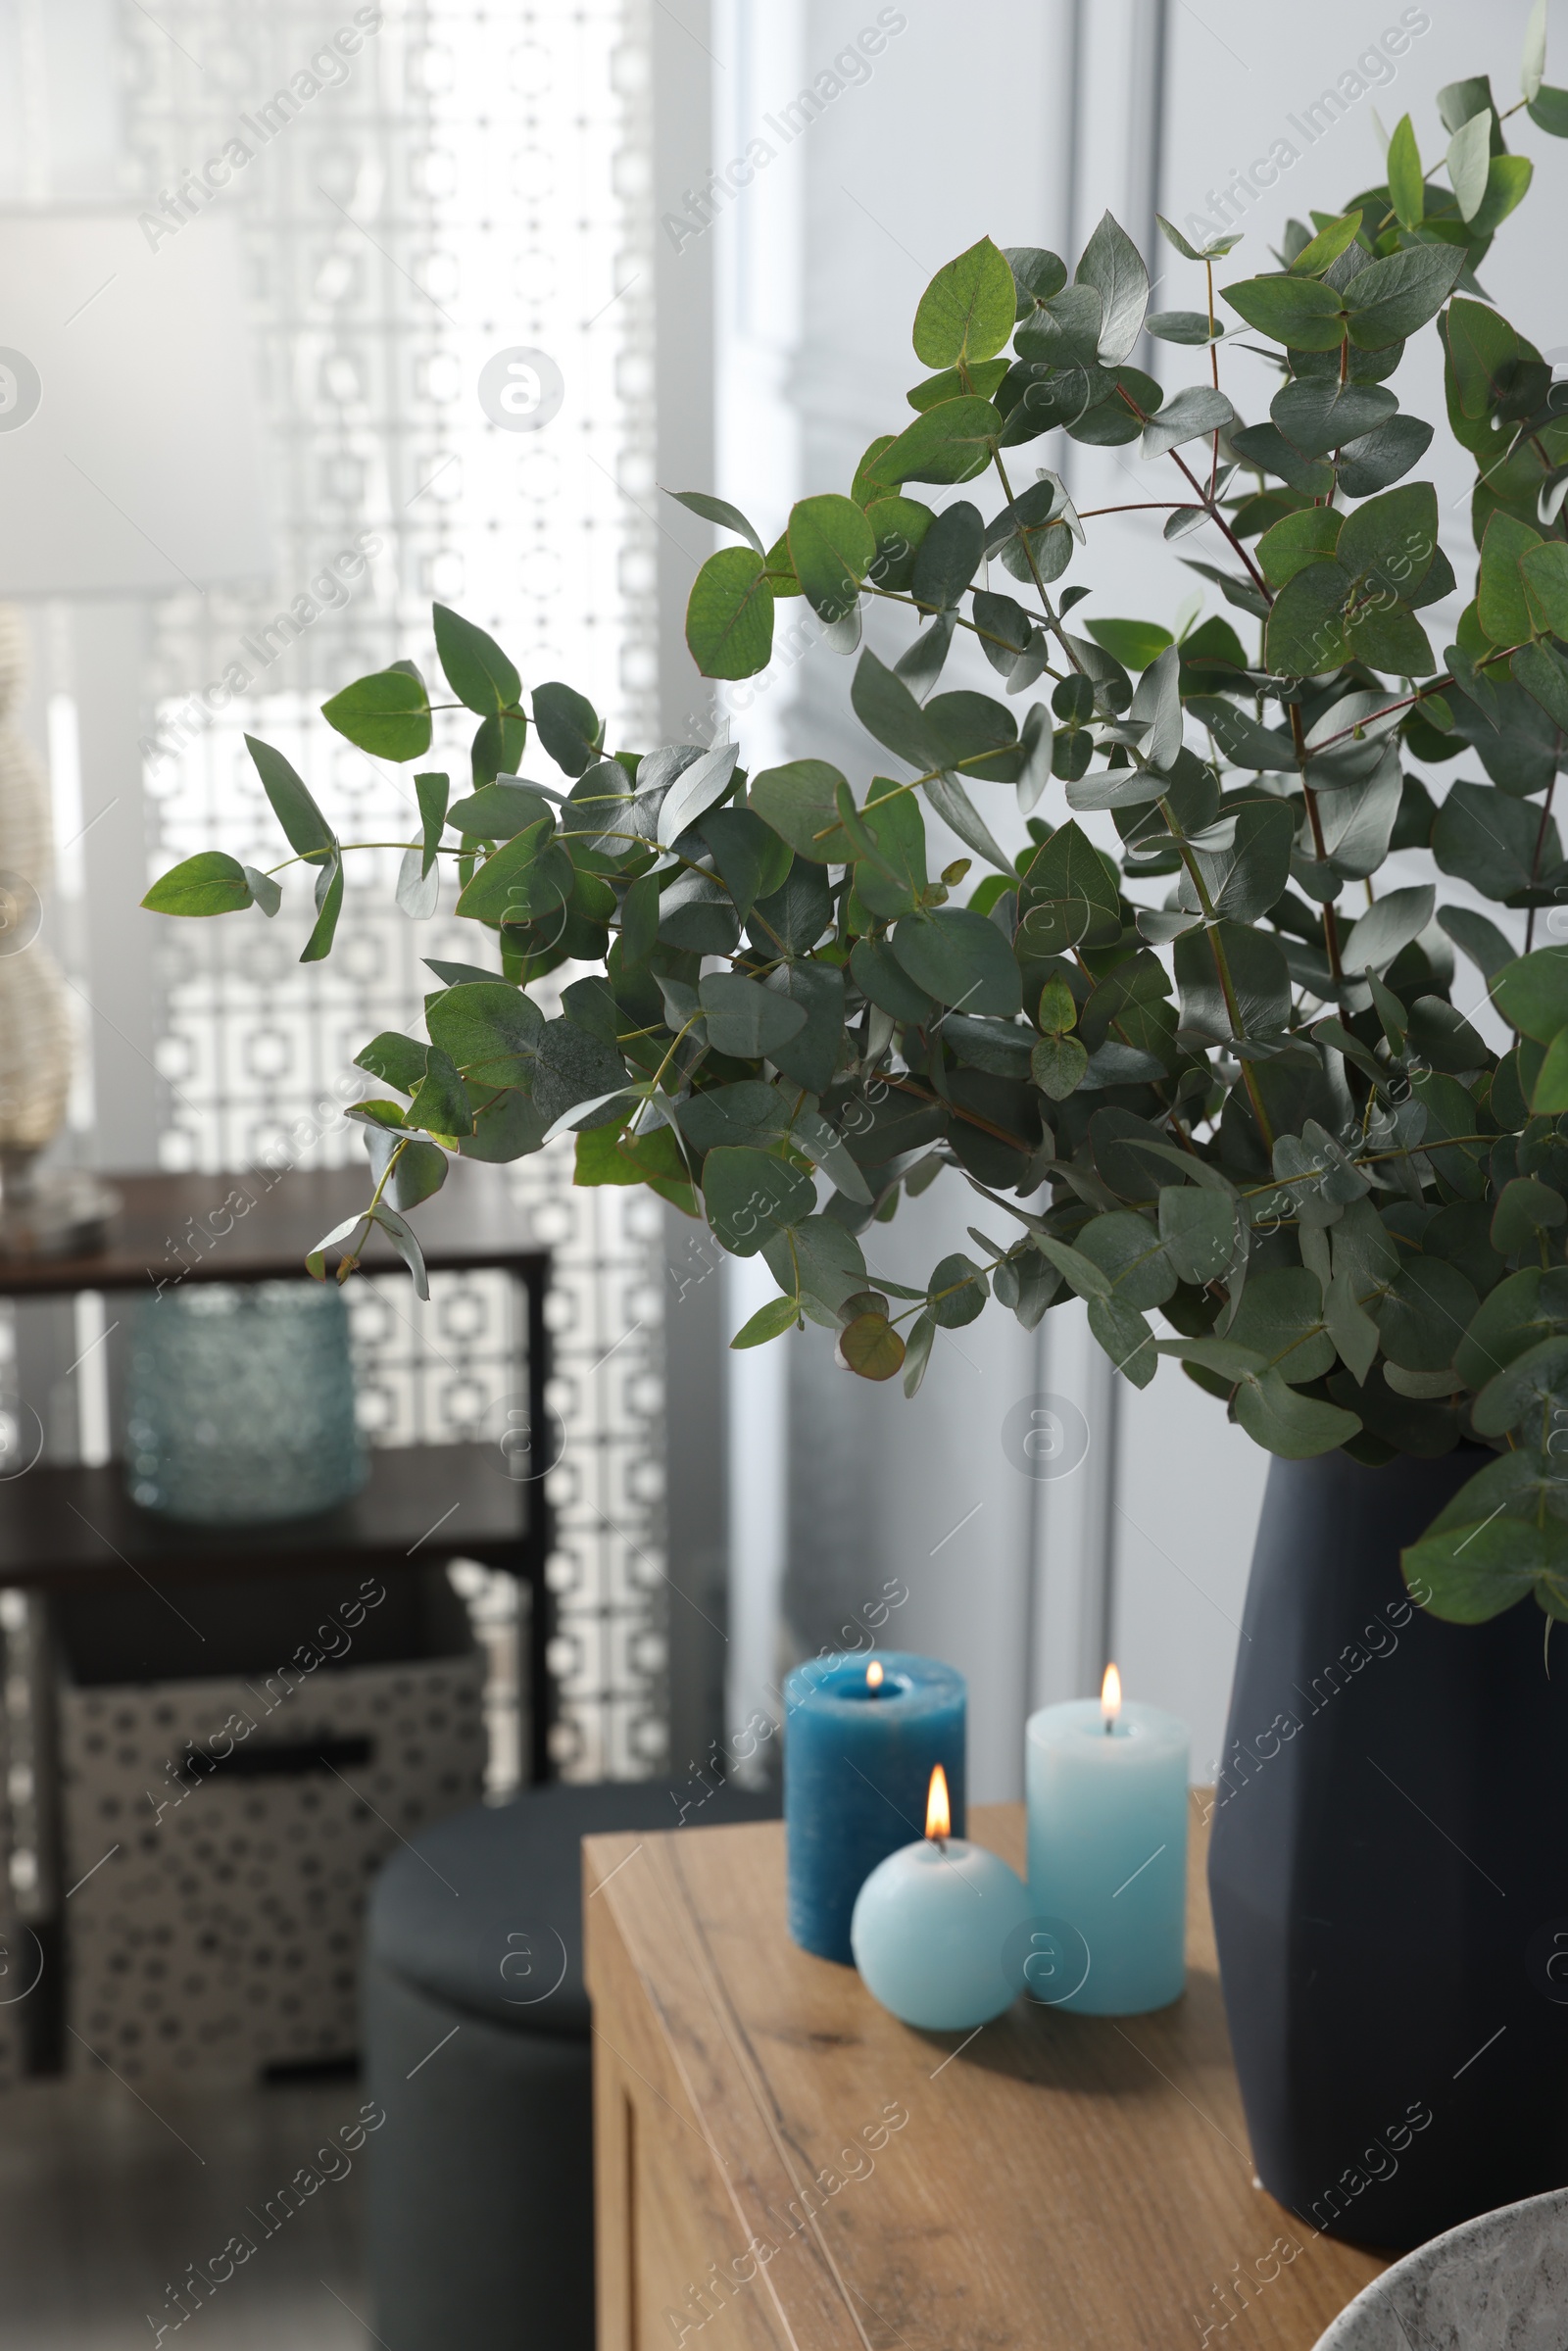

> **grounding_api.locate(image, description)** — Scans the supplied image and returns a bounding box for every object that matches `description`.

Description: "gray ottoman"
[364,1781,778,2349]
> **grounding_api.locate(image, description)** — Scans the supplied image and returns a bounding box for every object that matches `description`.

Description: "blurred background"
[0,0,1557,2339]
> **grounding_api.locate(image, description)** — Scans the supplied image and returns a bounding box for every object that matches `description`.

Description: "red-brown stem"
[1289,702,1343,981]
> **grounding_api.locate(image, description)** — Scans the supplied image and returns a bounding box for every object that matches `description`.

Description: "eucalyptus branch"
[141,56,1568,1529]
[863,580,1064,673]
[1166,444,1272,603]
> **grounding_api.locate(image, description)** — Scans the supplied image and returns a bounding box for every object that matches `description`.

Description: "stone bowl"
[1315,2186,1568,2348]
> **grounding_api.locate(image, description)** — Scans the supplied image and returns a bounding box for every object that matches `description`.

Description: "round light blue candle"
[784,1651,966,1964]
[1025,1682,1189,2015]
[853,1816,1031,2030]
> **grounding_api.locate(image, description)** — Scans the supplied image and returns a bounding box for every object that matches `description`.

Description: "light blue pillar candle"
[784,1651,966,1964]
[852,1779,1032,2030]
[1025,1674,1189,2015]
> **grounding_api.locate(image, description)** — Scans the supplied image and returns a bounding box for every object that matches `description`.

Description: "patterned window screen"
[121,0,668,1781]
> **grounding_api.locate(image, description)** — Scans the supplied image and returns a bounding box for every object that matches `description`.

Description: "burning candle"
[783,1650,966,1964]
[851,1765,1032,2031]
[1024,1664,1190,2015]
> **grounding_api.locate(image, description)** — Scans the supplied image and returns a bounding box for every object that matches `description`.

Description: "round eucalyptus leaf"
[702,1147,816,1258]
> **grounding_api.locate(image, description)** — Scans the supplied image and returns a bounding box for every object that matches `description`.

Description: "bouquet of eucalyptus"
[147,36,1568,1626]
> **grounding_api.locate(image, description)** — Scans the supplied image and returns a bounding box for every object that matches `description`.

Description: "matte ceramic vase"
[1208,1446,1568,2250]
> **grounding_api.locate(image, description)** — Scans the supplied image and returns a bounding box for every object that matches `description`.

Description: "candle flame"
[1102,1661,1123,1727]
[866,1659,884,1690]
[925,1763,951,1841]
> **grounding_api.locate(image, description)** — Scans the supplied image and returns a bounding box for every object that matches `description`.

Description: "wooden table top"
[583,1800,1387,2349]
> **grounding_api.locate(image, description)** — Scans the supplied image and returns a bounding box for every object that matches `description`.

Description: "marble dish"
[1315,2186,1568,2349]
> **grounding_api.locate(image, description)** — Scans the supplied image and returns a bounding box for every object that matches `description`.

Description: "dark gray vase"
[1208,1446,1568,2251]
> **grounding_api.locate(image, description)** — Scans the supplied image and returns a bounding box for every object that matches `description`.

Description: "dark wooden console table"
[0,1164,555,1776]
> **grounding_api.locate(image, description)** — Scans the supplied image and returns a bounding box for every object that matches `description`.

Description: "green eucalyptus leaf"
[762,960,845,1094]
[426,982,543,1089]
[685,548,774,679]
[927,1249,989,1328]
[787,494,875,624]
[301,850,344,963]
[1325,1269,1381,1384]
[1435,782,1559,904]
[1377,1257,1479,1373]
[1337,414,1435,498]
[1016,819,1121,955]
[700,807,794,921]
[1493,1175,1567,1255]
[415,769,449,877]
[1438,905,1518,984]
[1387,115,1425,228]
[1142,385,1233,460]
[1173,920,1292,1043]
[867,397,1002,488]
[1074,211,1150,365]
[1271,378,1396,459]
[1087,1293,1157,1385]
[697,973,808,1059]
[761,1214,867,1309]
[1403,1449,1567,1623]
[1031,1032,1089,1101]
[406,1045,473,1140]
[321,669,432,761]
[851,937,937,1025]
[1494,947,1568,1042]
[890,907,1022,1016]
[1158,1186,1238,1284]
[749,759,854,863]
[1447,108,1494,222]
[703,1145,816,1256]
[1477,511,1542,650]
[448,782,554,841]
[665,488,765,557]
[911,503,984,611]
[243,864,281,917]
[357,1200,425,1299]
[1512,641,1568,734]
[432,604,521,715]
[1474,1332,1568,1436]
[1343,885,1436,978]
[1222,272,1345,350]
[244,736,336,861]
[1342,243,1465,348]
[912,236,1018,367]
[1228,1267,1335,1385]
[730,1295,802,1348]
[141,852,254,918]
[1235,1367,1361,1456]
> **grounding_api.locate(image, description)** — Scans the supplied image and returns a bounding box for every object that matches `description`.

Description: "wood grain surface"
[584,1800,1386,2350]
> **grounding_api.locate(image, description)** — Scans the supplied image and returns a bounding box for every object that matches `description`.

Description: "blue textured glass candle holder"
[125,1281,366,1524]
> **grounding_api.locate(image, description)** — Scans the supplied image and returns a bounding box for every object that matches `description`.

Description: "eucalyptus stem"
[1289,703,1344,981]
[990,446,1084,671]
[1159,796,1276,1149]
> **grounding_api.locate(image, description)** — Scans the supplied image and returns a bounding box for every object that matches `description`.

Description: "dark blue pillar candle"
[784,1650,966,1964]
